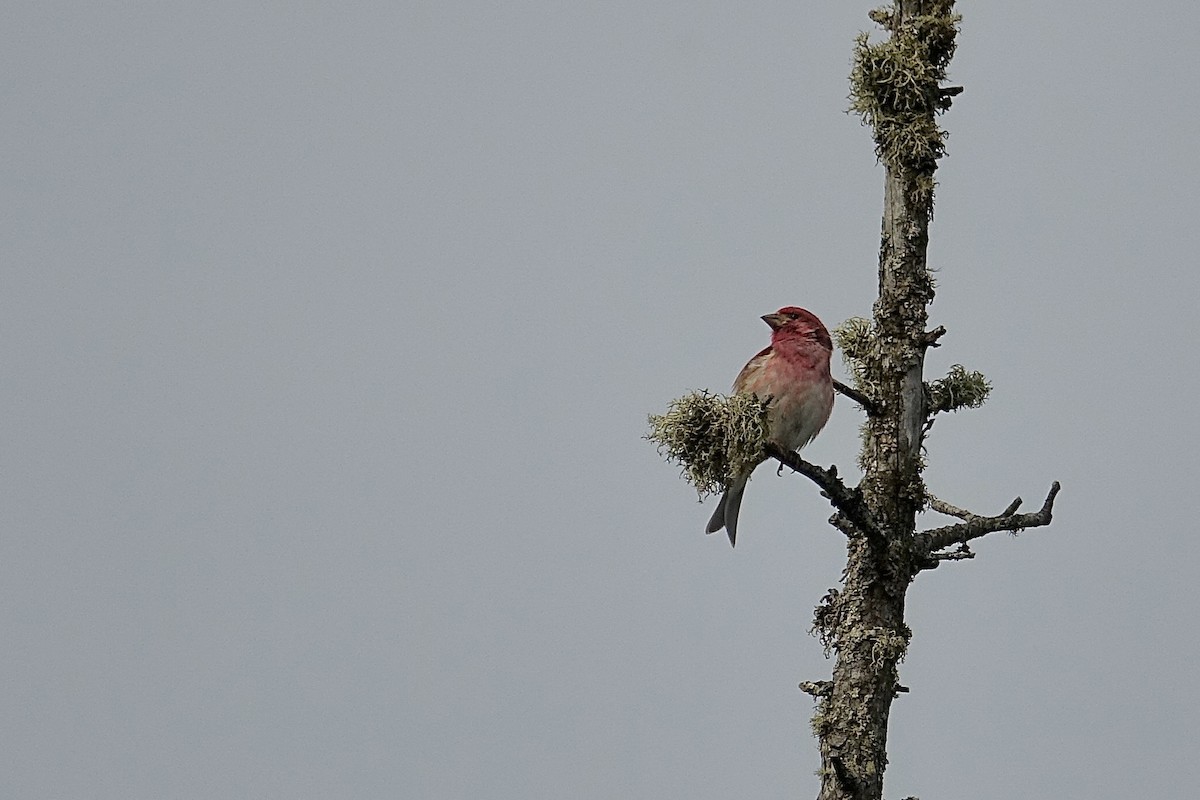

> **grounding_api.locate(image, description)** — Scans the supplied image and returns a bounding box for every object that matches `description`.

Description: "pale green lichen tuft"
[849,4,961,189]
[927,364,991,413]
[832,317,882,473]
[833,316,875,387]
[647,391,771,499]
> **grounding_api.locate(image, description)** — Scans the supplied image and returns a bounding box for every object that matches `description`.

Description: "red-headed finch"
[706,307,835,546]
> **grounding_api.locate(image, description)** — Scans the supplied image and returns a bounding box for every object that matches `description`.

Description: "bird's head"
[762,306,833,350]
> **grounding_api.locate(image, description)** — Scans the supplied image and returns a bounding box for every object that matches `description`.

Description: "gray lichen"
[646,391,771,499]
[927,364,991,413]
[833,316,875,390]
[849,4,961,211]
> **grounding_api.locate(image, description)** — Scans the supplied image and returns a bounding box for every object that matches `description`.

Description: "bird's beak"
[761,313,786,330]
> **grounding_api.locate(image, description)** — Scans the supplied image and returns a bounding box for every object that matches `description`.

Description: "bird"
[706,306,834,546]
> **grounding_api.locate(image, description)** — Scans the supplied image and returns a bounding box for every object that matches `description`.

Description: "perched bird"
[706,307,834,546]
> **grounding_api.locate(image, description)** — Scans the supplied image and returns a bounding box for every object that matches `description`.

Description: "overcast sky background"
[4,2,1198,798]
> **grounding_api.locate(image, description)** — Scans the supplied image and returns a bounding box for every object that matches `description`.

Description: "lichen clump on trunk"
[928,364,991,413]
[833,316,876,394]
[850,6,961,174]
[647,391,771,499]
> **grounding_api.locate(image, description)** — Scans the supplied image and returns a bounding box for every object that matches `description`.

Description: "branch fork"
[922,325,947,348]
[916,481,1061,568]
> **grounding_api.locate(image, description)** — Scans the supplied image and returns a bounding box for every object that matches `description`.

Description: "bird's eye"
[788,312,799,320]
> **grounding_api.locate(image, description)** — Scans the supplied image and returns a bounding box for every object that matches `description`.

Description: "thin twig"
[917,482,1061,562]
[998,497,1023,517]
[933,544,974,561]
[926,495,974,520]
[832,379,880,416]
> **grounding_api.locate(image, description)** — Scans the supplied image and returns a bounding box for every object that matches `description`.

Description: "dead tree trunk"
[805,4,951,797]
[802,4,1059,799]
[649,3,1059,798]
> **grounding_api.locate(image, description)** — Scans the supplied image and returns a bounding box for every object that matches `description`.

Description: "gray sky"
[4,2,1198,798]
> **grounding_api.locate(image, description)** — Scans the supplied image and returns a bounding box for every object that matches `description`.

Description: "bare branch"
[922,325,947,348]
[800,680,833,698]
[763,444,885,543]
[936,544,975,561]
[928,491,1027,524]
[917,482,1061,559]
[927,364,991,414]
[926,494,973,520]
[937,86,964,111]
[998,496,1023,517]
[833,379,880,416]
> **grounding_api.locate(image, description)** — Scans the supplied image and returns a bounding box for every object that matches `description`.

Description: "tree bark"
[811,3,953,798]
[649,4,1061,796]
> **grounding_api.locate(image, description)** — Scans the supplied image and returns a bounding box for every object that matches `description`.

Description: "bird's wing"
[732,345,773,394]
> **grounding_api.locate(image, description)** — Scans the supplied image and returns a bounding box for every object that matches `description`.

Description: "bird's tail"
[705,477,747,547]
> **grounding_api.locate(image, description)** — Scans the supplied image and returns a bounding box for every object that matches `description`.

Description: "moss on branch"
[647,391,771,498]
[833,316,875,390]
[927,364,991,413]
[850,3,961,211]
